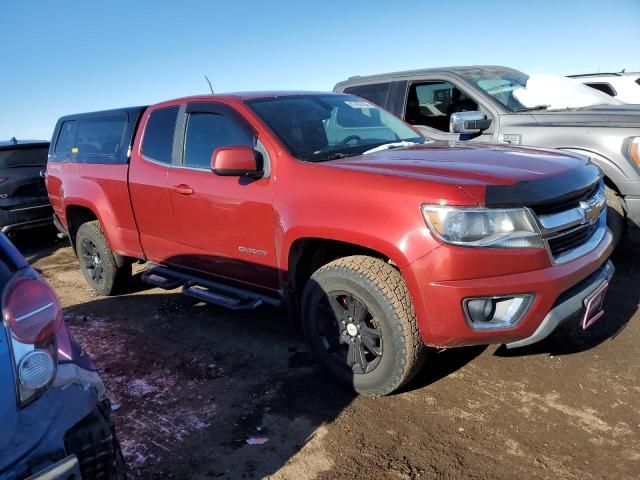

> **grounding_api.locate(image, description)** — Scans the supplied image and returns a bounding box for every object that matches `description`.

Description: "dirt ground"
[17,231,640,480]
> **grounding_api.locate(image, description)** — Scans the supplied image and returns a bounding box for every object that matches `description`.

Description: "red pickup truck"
[46,92,614,395]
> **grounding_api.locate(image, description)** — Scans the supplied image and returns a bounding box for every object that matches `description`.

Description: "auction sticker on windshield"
[345,101,373,109]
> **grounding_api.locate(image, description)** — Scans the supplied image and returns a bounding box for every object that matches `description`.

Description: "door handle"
[173,184,194,195]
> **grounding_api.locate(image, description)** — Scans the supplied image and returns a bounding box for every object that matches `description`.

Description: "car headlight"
[628,137,640,168]
[422,205,543,248]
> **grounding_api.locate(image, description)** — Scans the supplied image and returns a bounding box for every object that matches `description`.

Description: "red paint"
[47,93,610,348]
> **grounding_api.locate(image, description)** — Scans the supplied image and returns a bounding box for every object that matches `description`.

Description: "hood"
[531,104,640,128]
[327,142,602,207]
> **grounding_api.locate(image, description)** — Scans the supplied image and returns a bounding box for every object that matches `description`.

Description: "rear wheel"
[75,221,131,295]
[302,255,427,396]
[605,185,625,247]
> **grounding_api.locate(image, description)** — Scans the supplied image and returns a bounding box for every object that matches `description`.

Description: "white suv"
[569,72,640,104]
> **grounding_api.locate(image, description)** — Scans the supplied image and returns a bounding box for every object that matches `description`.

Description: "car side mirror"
[211,146,263,178]
[449,111,492,134]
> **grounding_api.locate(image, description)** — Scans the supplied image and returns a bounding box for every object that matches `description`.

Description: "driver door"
[403,79,497,143]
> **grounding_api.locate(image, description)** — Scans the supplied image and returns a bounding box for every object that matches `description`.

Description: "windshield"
[247,94,424,161]
[459,69,622,112]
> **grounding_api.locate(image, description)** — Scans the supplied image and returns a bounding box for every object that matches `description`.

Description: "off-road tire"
[75,221,131,296]
[302,255,427,396]
[605,185,625,247]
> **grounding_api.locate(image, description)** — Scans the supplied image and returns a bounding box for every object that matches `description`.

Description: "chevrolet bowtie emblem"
[579,197,601,223]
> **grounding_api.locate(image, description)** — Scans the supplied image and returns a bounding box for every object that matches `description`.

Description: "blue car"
[0,233,125,479]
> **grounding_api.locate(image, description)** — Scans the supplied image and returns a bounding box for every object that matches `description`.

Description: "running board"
[183,283,263,311]
[141,265,280,310]
[141,270,185,290]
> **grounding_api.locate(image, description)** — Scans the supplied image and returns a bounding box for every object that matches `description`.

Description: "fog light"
[463,295,534,330]
[18,350,55,390]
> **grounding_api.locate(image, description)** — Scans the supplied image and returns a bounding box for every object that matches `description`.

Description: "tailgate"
[0,322,18,452]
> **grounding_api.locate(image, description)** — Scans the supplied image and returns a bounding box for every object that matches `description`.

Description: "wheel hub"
[346,323,358,337]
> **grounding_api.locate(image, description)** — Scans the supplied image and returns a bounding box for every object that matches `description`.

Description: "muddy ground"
[16,231,640,479]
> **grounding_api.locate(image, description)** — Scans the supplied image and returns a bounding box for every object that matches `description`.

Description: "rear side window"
[75,116,125,155]
[0,147,48,168]
[183,113,254,169]
[142,107,179,164]
[343,83,391,107]
[585,82,616,97]
[55,121,77,154]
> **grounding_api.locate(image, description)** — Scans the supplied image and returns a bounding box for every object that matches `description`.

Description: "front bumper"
[402,226,614,348]
[505,260,614,348]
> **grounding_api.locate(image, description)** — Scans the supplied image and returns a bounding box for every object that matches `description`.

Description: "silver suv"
[335,66,640,244]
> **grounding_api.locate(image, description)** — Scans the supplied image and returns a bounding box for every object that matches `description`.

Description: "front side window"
[75,116,125,155]
[405,82,478,132]
[142,106,179,164]
[247,94,423,162]
[183,113,254,169]
[55,120,77,154]
[343,83,391,107]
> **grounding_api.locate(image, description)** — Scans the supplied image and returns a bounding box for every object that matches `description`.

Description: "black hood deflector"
[484,163,602,209]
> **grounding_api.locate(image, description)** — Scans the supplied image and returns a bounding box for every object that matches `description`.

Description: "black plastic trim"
[484,163,602,208]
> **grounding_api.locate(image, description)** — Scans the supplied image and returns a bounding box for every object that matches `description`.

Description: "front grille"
[548,222,600,257]
[533,181,606,264]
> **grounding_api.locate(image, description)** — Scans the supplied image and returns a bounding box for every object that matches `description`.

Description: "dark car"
[0,138,53,237]
[335,66,640,245]
[0,232,126,479]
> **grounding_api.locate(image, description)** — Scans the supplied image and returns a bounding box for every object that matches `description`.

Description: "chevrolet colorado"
[46,93,614,395]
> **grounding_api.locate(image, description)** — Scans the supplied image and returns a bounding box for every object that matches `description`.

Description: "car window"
[584,82,617,97]
[183,113,254,169]
[75,116,125,155]
[248,94,422,162]
[406,82,478,132]
[343,83,391,107]
[55,120,77,154]
[142,106,179,164]
[0,147,48,168]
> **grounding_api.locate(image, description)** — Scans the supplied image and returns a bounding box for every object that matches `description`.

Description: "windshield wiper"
[308,152,352,162]
[362,141,420,155]
[517,105,549,112]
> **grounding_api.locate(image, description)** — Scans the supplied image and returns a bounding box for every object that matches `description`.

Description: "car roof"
[0,138,49,150]
[569,72,640,79]
[335,65,522,87]
[164,91,345,103]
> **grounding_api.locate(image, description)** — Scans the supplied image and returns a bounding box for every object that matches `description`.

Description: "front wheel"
[605,185,625,247]
[301,255,427,396]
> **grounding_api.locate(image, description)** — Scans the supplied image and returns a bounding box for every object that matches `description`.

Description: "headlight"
[422,205,543,248]
[628,137,640,168]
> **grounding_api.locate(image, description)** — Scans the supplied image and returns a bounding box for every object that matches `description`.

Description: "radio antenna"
[204,75,214,94]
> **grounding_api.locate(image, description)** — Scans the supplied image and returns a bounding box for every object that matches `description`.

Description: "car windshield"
[247,94,424,161]
[459,69,623,112]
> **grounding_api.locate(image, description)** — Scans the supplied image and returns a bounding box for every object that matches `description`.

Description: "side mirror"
[211,146,263,178]
[449,111,492,134]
